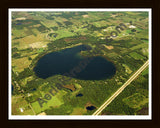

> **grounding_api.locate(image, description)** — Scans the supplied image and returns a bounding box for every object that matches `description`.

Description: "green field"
[123,93,148,109]
[130,43,148,50]
[31,90,66,114]
[141,67,149,76]
[129,52,144,60]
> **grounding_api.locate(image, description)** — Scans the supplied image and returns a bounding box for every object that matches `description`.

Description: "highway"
[92,60,149,116]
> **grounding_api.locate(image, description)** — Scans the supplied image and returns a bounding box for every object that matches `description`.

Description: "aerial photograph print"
[9,9,151,119]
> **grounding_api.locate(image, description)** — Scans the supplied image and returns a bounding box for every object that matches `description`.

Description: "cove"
[33,45,116,80]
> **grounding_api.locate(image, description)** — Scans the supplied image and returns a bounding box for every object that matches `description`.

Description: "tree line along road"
[92,60,149,116]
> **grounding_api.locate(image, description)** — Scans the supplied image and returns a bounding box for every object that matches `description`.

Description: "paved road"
[92,60,149,116]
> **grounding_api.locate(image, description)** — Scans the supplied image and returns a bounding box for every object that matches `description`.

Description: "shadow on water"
[34,44,116,80]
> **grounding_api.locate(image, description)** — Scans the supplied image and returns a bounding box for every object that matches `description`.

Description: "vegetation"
[101,70,149,115]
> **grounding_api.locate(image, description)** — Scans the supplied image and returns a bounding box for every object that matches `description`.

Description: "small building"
[27,93,31,97]
[129,25,136,28]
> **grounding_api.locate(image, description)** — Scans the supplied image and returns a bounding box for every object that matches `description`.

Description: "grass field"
[92,20,108,27]
[122,64,132,74]
[40,20,58,28]
[123,93,148,109]
[12,28,28,37]
[31,90,66,114]
[56,29,76,39]
[129,52,144,60]
[19,76,34,86]
[130,43,148,50]
[12,96,34,115]
[12,34,48,49]
[12,57,31,72]
[70,107,87,115]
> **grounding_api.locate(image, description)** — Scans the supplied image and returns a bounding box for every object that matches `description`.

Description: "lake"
[76,93,83,97]
[86,106,96,110]
[11,84,14,94]
[33,44,116,80]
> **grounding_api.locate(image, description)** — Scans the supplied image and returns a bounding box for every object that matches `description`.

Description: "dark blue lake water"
[16,23,22,25]
[76,93,83,97]
[11,84,14,94]
[86,106,96,110]
[33,45,116,80]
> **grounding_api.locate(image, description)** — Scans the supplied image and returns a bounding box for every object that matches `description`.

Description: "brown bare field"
[24,22,32,25]
[137,107,148,115]
[64,38,76,42]
[103,44,114,50]
[101,111,113,115]
[32,24,41,27]
[107,19,123,25]
[63,84,76,91]
[55,17,68,22]
[82,15,89,18]
[85,102,97,108]
[64,36,87,43]
[15,17,26,21]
